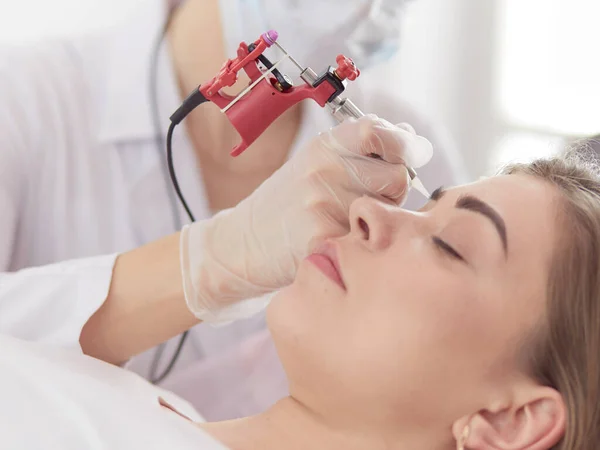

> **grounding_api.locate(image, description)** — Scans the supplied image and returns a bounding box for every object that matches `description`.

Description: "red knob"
[335,55,360,81]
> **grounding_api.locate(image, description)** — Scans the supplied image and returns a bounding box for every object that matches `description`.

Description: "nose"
[349,196,400,250]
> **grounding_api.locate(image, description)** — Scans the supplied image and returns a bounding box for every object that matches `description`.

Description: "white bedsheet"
[0,334,227,450]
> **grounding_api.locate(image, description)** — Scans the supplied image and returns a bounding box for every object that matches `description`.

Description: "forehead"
[451,174,559,267]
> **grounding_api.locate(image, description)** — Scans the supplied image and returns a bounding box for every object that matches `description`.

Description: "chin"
[267,260,334,331]
[266,287,307,381]
[266,284,300,337]
[267,298,360,414]
[268,282,343,376]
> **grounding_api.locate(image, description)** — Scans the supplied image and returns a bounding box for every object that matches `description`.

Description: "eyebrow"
[430,187,508,256]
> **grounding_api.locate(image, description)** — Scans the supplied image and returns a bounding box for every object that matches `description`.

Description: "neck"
[199,396,452,450]
[165,0,301,174]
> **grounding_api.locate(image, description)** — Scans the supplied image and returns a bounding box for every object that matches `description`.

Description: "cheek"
[469,270,545,373]
[349,248,472,346]
[343,249,505,391]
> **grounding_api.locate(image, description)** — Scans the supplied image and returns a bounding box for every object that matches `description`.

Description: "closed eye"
[432,236,465,262]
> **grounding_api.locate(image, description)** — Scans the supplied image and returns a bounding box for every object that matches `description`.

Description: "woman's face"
[267,174,560,429]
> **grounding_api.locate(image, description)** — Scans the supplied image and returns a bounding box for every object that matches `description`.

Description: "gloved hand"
[180,115,433,324]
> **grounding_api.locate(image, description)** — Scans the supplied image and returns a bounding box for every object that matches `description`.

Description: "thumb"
[396,122,416,134]
[394,122,433,168]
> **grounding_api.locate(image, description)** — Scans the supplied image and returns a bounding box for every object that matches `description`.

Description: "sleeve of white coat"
[358,86,470,210]
[0,254,118,351]
[0,163,20,270]
[0,50,28,270]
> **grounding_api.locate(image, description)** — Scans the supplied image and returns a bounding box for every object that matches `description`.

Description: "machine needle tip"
[410,176,430,198]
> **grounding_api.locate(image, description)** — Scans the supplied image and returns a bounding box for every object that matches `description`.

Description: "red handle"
[334,55,360,81]
[199,32,360,157]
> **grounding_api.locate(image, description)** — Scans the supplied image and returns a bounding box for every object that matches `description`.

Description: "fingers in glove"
[343,156,411,205]
[325,115,403,164]
[396,122,416,134]
[364,118,433,168]
[393,122,433,168]
[325,115,433,168]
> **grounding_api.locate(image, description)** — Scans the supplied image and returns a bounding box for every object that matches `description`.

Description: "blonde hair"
[500,141,600,449]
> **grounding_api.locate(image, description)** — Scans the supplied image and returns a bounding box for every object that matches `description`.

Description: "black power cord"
[146,92,208,386]
[164,85,210,217]
[166,119,196,222]
[147,15,255,383]
[147,5,197,384]
[148,19,210,384]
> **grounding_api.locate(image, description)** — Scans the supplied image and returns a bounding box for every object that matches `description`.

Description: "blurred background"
[0,0,597,179]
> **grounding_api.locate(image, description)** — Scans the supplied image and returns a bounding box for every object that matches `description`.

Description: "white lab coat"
[0,0,466,420]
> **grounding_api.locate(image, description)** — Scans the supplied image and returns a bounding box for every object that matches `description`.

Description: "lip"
[306,241,346,290]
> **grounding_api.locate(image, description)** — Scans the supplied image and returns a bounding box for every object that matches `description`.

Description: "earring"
[457,424,470,450]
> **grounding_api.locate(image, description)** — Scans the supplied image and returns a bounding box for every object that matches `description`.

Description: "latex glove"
[180,115,433,324]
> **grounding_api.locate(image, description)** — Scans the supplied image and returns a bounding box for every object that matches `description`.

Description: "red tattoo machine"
[166,30,421,219]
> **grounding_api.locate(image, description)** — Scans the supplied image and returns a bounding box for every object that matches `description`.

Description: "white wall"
[367,0,500,178]
[369,0,599,177]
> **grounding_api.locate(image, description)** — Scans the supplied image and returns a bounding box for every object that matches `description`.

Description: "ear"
[452,386,566,450]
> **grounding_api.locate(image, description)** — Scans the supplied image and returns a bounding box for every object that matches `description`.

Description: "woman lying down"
[1,117,599,449]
